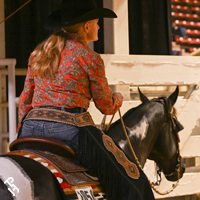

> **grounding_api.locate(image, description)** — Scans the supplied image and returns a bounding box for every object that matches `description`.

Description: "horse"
[0,86,185,200]
[107,86,185,182]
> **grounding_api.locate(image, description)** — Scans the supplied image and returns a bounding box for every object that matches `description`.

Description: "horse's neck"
[107,102,165,167]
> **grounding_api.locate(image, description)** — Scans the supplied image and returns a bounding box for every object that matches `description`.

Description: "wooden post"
[103,0,129,54]
[0,0,5,58]
[103,0,130,99]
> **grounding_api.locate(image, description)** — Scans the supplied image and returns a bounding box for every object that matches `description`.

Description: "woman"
[17,1,155,199]
[18,0,123,154]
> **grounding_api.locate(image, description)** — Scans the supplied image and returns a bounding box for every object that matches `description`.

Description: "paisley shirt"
[18,33,122,130]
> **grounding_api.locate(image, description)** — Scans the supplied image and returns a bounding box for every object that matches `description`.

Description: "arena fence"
[1,55,200,199]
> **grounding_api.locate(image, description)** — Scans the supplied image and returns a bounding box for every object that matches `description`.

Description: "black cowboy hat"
[43,0,117,31]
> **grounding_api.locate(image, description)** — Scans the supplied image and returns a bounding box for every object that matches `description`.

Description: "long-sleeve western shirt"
[18,33,122,130]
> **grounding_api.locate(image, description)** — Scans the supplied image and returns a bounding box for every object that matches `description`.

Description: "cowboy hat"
[43,0,117,31]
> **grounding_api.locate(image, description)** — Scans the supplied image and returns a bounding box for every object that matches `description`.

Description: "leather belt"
[24,108,95,127]
[47,107,87,113]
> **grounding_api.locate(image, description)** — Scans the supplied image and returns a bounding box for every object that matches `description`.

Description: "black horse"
[107,86,185,182]
[0,87,185,200]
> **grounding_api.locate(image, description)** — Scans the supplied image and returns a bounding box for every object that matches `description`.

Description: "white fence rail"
[1,55,200,150]
[0,59,16,145]
[96,55,200,199]
[1,55,200,199]
[88,55,200,151]
[0,61,27,154]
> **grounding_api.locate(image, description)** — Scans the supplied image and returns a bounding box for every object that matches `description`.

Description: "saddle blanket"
[0,157,34,200]
[11,151,107,200]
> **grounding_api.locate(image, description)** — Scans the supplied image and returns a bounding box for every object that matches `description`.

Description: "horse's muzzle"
[165,161,185,182]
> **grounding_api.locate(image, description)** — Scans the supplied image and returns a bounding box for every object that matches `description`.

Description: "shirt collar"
[66,32,89,48]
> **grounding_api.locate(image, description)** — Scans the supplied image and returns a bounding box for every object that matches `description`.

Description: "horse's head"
[139,86,185,181]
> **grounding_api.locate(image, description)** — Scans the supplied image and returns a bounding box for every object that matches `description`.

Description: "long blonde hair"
[29,22,85,78]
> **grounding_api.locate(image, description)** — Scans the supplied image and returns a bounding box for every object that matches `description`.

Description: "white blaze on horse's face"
[119,116,149,149]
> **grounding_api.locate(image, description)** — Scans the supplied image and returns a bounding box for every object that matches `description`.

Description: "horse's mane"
[107,99,154,132]
[107,96,177,133]
[152,97,177,116]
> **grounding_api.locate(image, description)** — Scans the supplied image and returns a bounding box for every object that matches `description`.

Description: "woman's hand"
[114,92,124,106]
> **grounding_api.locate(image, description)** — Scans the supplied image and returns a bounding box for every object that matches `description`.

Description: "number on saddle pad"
[75,186,95,200]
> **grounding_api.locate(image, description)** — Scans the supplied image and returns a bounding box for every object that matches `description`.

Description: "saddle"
[10,136,76,158]
[8,136,101,195]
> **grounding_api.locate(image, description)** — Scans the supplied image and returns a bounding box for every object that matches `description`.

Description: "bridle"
[156,98,183,182]
[148,98,183,194]
[103,98,183,195]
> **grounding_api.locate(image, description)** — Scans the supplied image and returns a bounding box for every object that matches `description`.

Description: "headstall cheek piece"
[170,108,176,128]
[163,107,182,181]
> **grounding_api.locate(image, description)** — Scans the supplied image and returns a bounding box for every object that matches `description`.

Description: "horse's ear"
[138,87,150,103]
[168,86,179,106]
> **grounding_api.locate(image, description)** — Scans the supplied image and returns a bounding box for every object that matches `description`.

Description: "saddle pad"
[0,157,34,200]
[67,192,107,200]
[7,151,100,191]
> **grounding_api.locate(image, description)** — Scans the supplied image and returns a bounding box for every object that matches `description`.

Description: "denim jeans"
[19,120,79,153]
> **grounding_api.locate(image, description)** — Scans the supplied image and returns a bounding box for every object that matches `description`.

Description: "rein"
[0,0,32,25]
[118,109,180,195]
[103,107,181,195]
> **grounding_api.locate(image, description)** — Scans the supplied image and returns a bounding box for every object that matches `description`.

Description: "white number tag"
[75,186,96,200]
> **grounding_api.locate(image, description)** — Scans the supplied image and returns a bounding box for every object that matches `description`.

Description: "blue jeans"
[19,120,79,153]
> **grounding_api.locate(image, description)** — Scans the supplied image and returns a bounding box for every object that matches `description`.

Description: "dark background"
[4,0,172,96]
[128,0,172,55]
